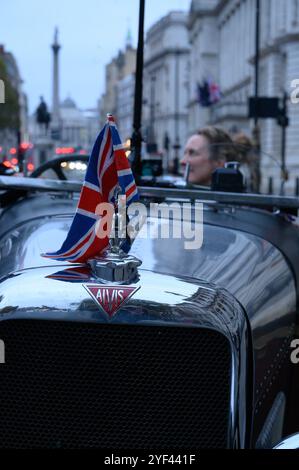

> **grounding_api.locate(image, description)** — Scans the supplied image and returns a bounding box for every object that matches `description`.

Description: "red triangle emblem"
[83,284,140,317]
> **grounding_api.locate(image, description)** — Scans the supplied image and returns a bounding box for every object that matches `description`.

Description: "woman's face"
[181,134,224,185]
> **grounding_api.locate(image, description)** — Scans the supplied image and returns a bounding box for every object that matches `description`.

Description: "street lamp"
[173,49,181,175]
[146,75,157,154]
[252,0,261,192]
[131,0,145,182]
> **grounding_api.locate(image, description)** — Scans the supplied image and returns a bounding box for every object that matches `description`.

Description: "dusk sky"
[1,0,191,113]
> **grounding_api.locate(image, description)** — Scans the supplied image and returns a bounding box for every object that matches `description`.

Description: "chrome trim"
[138,186,299,210]
[1,176,299,210]
[0,175,81,193]
[88,251,141,283]
[274,433,299,449]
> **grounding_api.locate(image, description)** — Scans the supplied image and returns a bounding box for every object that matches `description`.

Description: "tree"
[0,56,20,131]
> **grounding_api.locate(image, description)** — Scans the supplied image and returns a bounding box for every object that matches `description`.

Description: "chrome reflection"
[274,433,299,449]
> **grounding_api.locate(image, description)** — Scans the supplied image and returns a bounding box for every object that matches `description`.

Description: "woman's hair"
[197,126,237,163]
[232,132,254,164]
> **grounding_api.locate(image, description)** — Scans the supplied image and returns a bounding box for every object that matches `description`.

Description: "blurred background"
[0,0,299,194]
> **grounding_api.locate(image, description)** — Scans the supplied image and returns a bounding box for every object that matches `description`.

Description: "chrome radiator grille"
[0,320,231,448]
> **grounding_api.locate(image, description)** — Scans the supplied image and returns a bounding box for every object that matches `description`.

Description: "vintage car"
[0,154,299,450]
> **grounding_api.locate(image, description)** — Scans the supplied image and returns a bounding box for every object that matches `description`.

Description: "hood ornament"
[88,186,141,284]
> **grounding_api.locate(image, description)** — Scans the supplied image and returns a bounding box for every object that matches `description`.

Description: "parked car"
[0,154,299,449]
[0,161,16,176]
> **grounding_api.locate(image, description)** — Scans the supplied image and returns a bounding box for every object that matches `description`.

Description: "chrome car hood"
[0,208,295,321]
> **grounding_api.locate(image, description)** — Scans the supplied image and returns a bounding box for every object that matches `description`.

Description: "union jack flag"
[46,267,91,283]
[42,114,138,263]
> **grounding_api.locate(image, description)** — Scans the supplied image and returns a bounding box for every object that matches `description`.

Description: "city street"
[1,0,299,455]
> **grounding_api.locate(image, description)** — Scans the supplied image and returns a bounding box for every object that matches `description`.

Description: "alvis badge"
[83,284,140,317]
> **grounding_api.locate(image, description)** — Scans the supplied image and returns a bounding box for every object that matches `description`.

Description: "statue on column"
[36,96,51,135]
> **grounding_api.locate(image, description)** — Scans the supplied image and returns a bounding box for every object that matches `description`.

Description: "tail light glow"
[55,147,75,155]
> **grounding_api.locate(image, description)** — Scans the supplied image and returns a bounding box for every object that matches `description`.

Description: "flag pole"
[131,0,145,184]
[252,0,261,192]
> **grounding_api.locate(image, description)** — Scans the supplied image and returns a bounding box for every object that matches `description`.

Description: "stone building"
[0,45,28,152]
[60,97,94,149]
[116,73,135,142]
[100,41,136,126]
[143,11,190,170]
[188,0,299,193]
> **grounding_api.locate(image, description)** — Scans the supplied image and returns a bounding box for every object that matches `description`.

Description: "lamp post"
[147,75,157,152]
[252,0,261,192]
[278,91,289,195]
[173,49,181,175]
[131,0,145,183]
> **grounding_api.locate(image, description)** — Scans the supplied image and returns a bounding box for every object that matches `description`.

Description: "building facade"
[60,97,90,149]
[188,0,299,193]
[143,11,190,170]
[100,44,136,126]
[0,45,28,153]
[116,73,135,142]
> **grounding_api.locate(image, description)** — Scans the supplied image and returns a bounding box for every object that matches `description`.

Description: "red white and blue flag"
[46,266,91,283]
[42,114,138,263]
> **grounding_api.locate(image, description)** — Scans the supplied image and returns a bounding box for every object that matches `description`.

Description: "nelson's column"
[51,28,61,141]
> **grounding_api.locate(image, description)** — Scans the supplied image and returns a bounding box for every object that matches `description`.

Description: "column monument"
[51,28,61,141]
